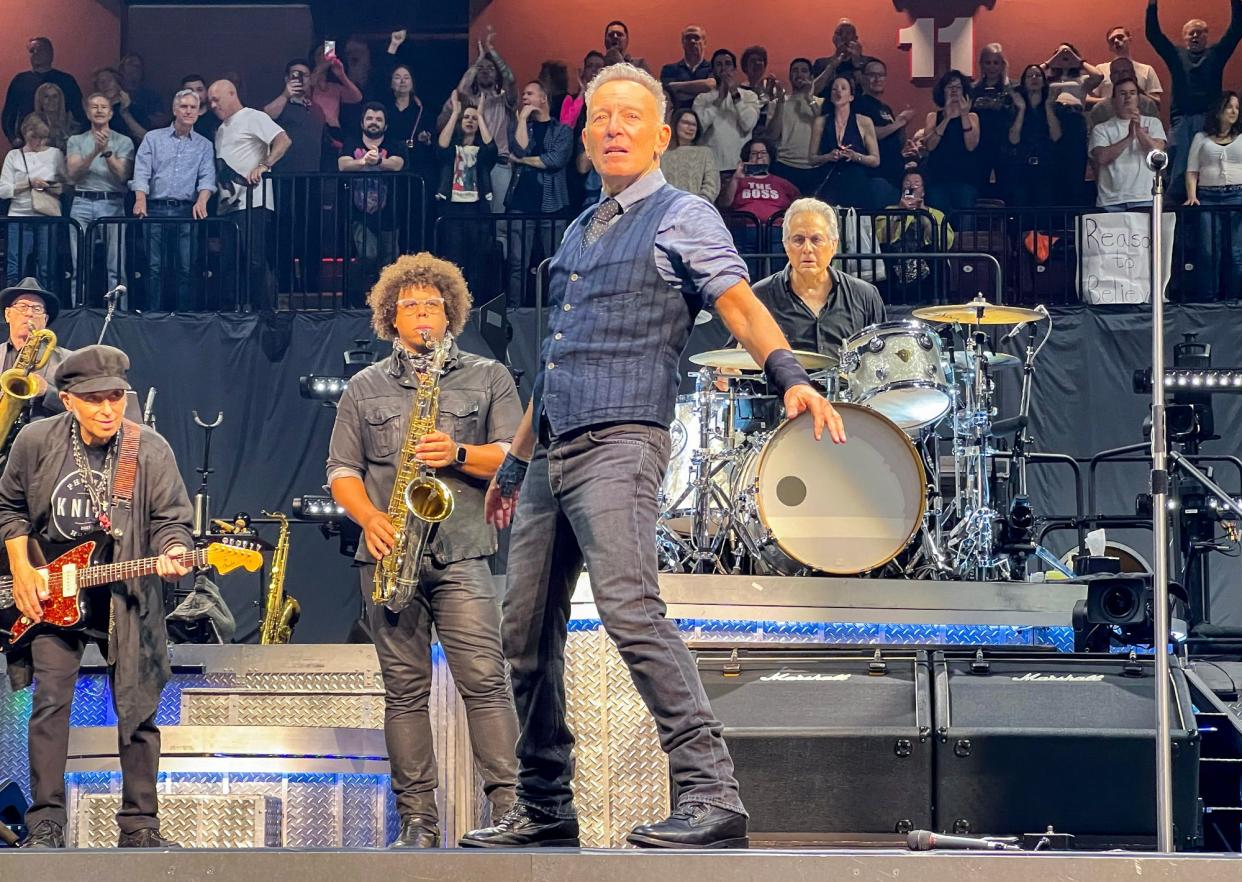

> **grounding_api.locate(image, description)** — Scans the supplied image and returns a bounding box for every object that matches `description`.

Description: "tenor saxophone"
[372,332,455,612]
[258,510,300,644]
[0,325,56,453]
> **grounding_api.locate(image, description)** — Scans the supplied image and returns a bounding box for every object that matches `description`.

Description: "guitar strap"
[111,418,143,512]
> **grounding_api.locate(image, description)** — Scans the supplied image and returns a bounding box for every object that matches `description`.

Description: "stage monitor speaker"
[694,648,932,841]
[932,651,1201,849]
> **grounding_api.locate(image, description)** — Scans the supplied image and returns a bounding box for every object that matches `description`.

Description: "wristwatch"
[101,150,113,158]
[454,444,468,466]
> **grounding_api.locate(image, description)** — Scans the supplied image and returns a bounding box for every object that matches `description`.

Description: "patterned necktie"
[581,197,621,248]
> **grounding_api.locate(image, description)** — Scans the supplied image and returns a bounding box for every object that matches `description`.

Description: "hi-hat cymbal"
[689,348,835,371]
[913,296,1043,326]
[949,350,1022,371]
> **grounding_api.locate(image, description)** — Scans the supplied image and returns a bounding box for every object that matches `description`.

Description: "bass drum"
[735,404,926,575]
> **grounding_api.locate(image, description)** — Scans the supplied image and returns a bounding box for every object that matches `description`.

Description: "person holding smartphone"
[263,60,327,173]
[721,138,798,228]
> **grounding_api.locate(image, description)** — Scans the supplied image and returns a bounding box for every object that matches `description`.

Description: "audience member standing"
[855,58,912,207]
[1089,76,1167,210]
[0,114,67,285]
[1094,26,1164,106]
[2,37,85,145]
[602,20,648,71]
[1185,91,1242,297]
[693,49,760,174]
[1045,43,1103,205]
[660,109,719,201]
[338,102,407,289]
[180,75,219,142]
[264,60,326,174]
[444,33,518,214]
[971,44,1012,198]
[923,70,981,213]
[811,74,881,208]
[33,83,78,152]
[131,90,215,311]
[92,67,149,144]
[661,26,714,112]
[767,58,822,195]
[209,80,290,312]
[1007,65,1063,207]
[1146,0,1242,199]
[67,94,134,292]
[118,53,168,130]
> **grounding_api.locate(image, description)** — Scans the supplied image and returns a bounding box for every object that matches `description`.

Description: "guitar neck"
[77,548,208,588]
[0,547,208,608]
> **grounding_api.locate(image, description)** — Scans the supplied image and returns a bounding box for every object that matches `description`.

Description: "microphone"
[103,283,126,302]
[142,387,157,426]
[907,830,1021,852]
[1002,304,1049,342]
[1146,149,1169,172]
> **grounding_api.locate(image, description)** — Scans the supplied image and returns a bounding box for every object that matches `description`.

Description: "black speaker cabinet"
[694,648,932,840]
[933,651,1201,849]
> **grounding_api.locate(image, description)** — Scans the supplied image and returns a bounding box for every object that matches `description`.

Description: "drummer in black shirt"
[752,197,884,363]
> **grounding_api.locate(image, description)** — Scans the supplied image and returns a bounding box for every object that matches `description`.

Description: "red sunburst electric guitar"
[0,540,263,653]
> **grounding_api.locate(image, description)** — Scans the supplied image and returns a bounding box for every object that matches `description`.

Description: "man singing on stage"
[460,63,844,851]
[327,253,523,848]
[0,345,193,849]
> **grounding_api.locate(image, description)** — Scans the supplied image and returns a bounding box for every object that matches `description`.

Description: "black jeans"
[26,628,160,834]
[502,421,745,820]
[361,556,518,823]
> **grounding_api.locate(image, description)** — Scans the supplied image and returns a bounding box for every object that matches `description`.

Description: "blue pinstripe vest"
[533,184,697,436]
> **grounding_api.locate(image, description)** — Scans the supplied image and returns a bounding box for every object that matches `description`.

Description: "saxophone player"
[0,277,72,420]
[326,253,523,849]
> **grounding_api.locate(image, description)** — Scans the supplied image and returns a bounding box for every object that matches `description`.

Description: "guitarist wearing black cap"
[0,344,193,849]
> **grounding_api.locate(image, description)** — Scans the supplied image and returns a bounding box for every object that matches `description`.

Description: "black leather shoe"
[458,804,580,848]
[118,828,181,848]
[627,804,749,849]
[21,819,65,849]
[390,817,440,848]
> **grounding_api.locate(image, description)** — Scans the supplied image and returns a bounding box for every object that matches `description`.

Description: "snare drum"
[841,320,951,430]
[734,404,926,574]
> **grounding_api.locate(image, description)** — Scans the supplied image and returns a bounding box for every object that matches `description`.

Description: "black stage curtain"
[37,303,1242,642]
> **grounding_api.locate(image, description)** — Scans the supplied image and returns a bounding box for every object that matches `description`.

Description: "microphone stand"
[96,288,121,345]
[1146,148,1174,853]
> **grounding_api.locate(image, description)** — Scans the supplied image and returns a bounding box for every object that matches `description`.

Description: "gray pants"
[361,556,518,823]
[502,421,744,820]
[26,628,160,834]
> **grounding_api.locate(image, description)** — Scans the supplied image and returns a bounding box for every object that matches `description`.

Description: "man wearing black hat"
[0,345,193,849]
[0,277,71,406]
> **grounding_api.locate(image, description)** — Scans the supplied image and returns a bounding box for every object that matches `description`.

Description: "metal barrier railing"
[0,216,83,305]
[81,216,242,311]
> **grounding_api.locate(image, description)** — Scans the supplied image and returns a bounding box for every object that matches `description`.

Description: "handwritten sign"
[1078,212,1176,305]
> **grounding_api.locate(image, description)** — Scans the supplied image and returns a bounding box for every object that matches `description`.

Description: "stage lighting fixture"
[298,374,348,403]
[343,339,377,378]
[1133,368,1242,391]
[293,495,346,521]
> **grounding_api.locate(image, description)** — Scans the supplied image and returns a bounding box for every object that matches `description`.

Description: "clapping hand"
[92,128,109,151]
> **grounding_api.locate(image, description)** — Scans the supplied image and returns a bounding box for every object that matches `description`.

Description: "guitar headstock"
[204,540,264,574]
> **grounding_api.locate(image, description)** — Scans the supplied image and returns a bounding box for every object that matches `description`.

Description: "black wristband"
[764,349,812,396]
[495,452,529,497]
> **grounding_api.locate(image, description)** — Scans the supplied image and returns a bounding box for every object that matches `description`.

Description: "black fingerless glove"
[496,453,529,497]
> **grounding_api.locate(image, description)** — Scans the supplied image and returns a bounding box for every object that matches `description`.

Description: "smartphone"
[323,40,336,60]
[743,163,768,176]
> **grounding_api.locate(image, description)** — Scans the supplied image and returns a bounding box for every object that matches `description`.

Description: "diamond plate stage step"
[180,688,386,729]
[75,793,281,848]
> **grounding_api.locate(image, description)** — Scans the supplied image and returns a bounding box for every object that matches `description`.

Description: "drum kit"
[658,295,1061,581]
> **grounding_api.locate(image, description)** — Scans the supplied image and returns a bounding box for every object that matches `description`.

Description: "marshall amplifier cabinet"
[932,651,1201,849]
[693,647,933,841]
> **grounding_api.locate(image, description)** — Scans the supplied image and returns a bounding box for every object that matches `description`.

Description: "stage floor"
[6,847,1242,882]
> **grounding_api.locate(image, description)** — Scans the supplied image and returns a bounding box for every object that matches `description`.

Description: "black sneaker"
[627,803,749,849]
[21,819,65,849]
[118,828,181,848]
[459,804,580,848]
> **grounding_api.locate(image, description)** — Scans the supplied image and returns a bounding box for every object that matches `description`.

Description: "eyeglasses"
[788,235,832,249]
[8,303,47,316]
[396,297,446,315]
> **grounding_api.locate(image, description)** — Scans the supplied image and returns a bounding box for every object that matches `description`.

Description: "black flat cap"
[55,345,132,395]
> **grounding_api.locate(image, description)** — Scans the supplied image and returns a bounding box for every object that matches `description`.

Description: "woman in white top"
[0,113,68,284]
[1186,91,1242,298]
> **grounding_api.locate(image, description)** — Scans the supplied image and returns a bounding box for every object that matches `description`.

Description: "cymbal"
[949,350,1022,371]
[912,296,1043,326]
[689,348,835,371]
